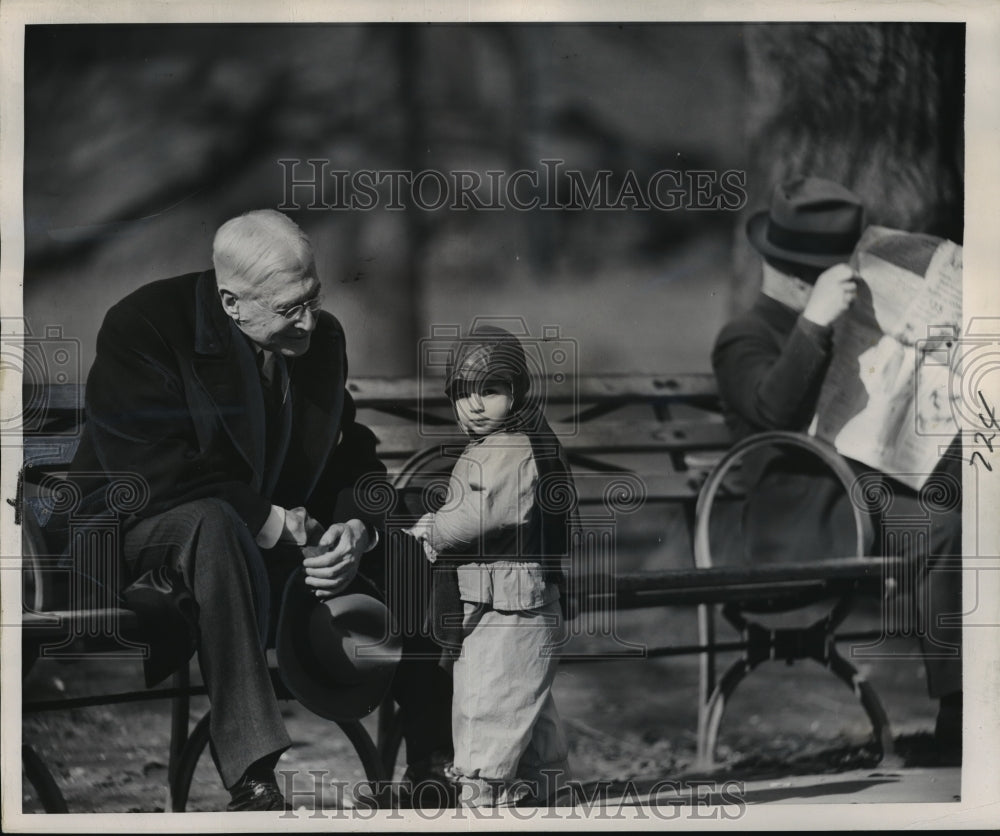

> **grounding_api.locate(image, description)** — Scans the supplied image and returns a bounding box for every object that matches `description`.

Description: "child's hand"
[404,513,433,540]
[418,537,438,563]
[404,514,438,562]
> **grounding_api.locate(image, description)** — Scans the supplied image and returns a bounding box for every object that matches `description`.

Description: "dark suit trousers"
[124,498,291,788]
[874,482,962,699]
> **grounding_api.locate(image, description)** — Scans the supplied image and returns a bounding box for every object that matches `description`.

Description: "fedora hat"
[276,567,402,722]
[746,176,865,269]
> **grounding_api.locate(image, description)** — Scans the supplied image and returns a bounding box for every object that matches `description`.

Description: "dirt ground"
[20,598,952,815]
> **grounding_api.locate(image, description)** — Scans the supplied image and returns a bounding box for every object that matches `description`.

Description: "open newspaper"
[809,225,962,490]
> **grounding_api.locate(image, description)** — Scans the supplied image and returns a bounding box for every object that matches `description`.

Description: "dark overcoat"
[711,292,863,562]
[57,269,384,550]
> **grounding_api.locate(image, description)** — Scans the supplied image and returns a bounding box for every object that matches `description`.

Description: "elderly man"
[712,177,963,763]
[61,210,394,809]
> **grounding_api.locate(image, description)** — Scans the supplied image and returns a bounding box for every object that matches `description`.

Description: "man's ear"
[218,288,240,321]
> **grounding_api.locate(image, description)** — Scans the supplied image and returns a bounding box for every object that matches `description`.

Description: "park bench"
[18,373,900,812]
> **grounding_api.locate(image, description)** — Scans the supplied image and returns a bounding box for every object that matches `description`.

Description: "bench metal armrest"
[693,430,875,568]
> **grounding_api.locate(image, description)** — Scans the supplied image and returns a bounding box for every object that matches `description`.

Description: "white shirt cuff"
[256,505,286,549]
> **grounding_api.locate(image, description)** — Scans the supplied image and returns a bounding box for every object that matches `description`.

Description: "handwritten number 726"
[978,390,998,431]
[970,390,997,471]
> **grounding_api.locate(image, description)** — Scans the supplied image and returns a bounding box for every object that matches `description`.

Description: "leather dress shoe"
[227,773,292,811]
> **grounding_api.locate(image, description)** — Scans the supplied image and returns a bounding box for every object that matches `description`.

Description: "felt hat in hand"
[746,176,865,269]
[276,567,402,722]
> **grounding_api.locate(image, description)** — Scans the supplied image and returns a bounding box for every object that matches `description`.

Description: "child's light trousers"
[450,596,570,807]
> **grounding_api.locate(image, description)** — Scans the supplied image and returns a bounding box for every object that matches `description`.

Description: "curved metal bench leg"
[826,645,897,766]
[165,664,191,810]
[377,705,406,778]
[695,659,750,772]
[169,712,391,812]
[697,603,717,728]
[169,711,213,812]
[22,744,68,813]
[376,699,396,770]
[336,719,388,784]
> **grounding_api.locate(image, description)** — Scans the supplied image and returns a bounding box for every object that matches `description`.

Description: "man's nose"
[294,307,319,331]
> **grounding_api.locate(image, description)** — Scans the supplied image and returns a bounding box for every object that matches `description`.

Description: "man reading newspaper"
[712,177,962,764]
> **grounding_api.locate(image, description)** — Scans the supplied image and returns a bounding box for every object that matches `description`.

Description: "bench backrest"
[23,375,740,503]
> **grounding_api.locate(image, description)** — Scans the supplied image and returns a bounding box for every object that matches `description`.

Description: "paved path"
[605,766,962,806]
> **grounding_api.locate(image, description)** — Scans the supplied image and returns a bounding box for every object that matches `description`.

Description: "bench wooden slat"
[25,384,84,413]
[23,418,734,466]
[394,469,743,503]
[22,608,141,640]
[22,462,738,503]
[611,558,890,589]
[347,373,719,406]
[21,438,80,467]
[573,558,896,608]
[34,374,719,417]
[611,581,873,608]
[368,419,732,457]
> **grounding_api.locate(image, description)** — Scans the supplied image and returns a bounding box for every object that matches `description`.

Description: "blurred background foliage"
[22,22,962,378]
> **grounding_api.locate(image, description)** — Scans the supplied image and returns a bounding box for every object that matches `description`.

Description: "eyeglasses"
[245,294,324,321]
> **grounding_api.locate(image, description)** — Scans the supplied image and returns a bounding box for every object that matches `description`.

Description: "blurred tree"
[23,23,746,378]
[734,23,965,311]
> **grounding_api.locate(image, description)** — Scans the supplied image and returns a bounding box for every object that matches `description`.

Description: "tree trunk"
[734,23,965,312]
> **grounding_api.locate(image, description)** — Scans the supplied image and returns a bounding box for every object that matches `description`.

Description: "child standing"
[408,325,575,808]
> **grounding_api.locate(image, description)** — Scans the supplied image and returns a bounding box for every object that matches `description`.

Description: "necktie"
[256,350,280,420]
[256,350,288,497]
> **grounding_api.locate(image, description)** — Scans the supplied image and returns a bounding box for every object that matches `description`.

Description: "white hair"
[212,209,314,292]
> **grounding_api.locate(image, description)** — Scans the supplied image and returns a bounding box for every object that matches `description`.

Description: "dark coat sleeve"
[83,298,272,532]
[294,324,389,533]
[307,390,389,533]
[712,313,834,432]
